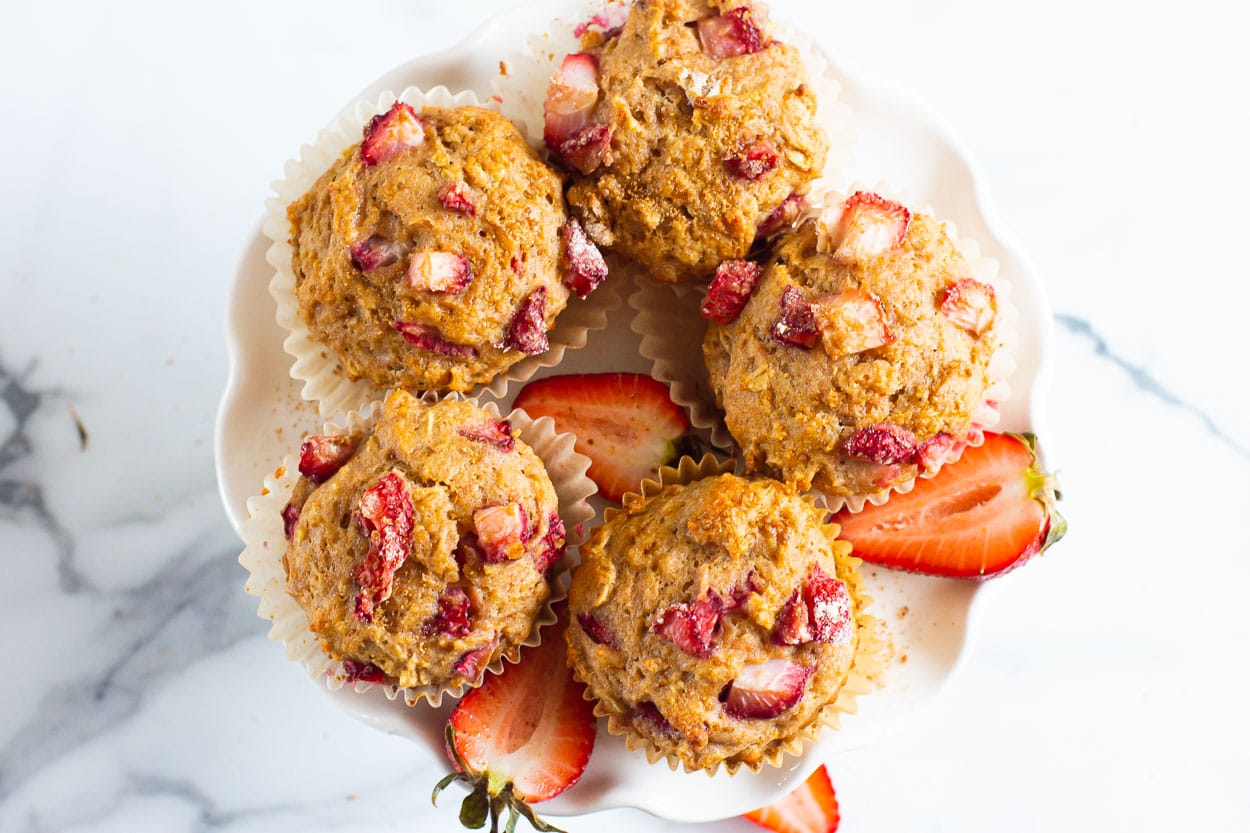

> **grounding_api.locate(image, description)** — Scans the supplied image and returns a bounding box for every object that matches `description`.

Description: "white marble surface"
[1,0,1247,831]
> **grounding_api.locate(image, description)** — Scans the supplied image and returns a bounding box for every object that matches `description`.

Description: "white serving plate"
[214,0,1054,822]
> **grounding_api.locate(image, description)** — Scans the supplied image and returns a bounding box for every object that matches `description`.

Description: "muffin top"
[567,473,862,772]
[282,391,566,690]
[703,193,999,498]
[289,103,602,394]
[546,0,828,282]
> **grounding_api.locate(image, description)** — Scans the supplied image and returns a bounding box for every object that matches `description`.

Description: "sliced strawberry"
[843,423,918,465]
[577,611,619,649]
[353,472,415,623]
[544,53,600,153]
[721,659,813,719]
[438,182,477,216]
[281,501,301,540]
[941,278,996,336]
[556,122,613,174]
[771,286,819,349]
[473,502,529,563]
[725,140,780,180]
[341,660,389,686]
[744,764,840,833]
[406,250,473,294]
[561,218,609,298]
[755,193,806,243]
[697,6,766,59]
[395,321,478,359]
[653,590,724,658]
[457,419,516,452]
[349,234,402,272]
[424,587,474,638]
[701,259,761,324]
[809,289,894,357]
[512,373,691,503]
[533,513,566,573]
[360,101,425,167]
[819,191,911,263]
[298,434,356,483]
[916,432,960,474]
[503,287,550,356]
[833,432,1067,578]
[453,634,499,685]
[437,607,595,832]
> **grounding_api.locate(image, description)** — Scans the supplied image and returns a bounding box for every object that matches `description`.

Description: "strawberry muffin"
[703,192,999,500]
[281,390,568,691]
[288,102,609,394]
[567,472,867,772]
[543,0,827,283]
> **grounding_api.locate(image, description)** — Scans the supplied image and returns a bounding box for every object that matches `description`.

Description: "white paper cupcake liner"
[632,182,1015,514]
[238,392,597,707]
[263,85,621,421]
[491,0,856,183]
[575,454,883,776]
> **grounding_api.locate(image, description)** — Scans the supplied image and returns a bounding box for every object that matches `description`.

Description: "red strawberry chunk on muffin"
[697,6,767,59]
[770,286,819,349]
[561,218,609,298]
[577,612,620,649]
[406,250,473,294]
[809,289,894,357]
[349,235,402,272]
[702,259,761,324]
[352,472,416,623]
[424,586,474,637]
[755,193,806,243]
[503,287,550,355]
[437,181,477,216]
[456,419,516,452]
[819,191,911,262]
[298,434,356,483]
[653,590,724,658]
[360,101,425,166]
[844,423,919,465]
[394,321,479,359]
[473,502,529,562]
[721,659,813,719]
[725,140,779,180]
[941,277,996,335]
[544,53,601,152]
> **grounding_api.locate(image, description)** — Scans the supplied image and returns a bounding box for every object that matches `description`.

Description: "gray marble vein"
[1055,314,1250,461]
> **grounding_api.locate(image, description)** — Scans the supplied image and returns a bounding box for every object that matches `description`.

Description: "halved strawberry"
[744,764,840,833]
[512,373,691,503]
[697,6,766,59]
[353,472,415,623]
[941,277,996,336]
[701,259,761,324]
[544,53,600,153]
[834,432,1066,578]
[298,433,356,483]
[809,289,894,357]
[435,606,596,833]
[721,659,813,719]
[818,191,911,263]
[360,101,425,166]
[407,250,473,294]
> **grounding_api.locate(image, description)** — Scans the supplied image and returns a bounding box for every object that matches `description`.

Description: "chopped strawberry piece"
[503,287,550,355]
[457,419,516,452]
[725,140,779,180]
[298,433,356,483]
[349,234,402,272]
[473,502,529,562]
[281,501,301,539]
[557,122,613,174]
[755,193,806,243]
[653,590,724,658]
[772,589,813,645]
[533,512,566,573]
[844,423,918,465]
[770,286,819,349]
[561,218,609,298]
[394,321,478,359]
[353,472,415,623]
[697,6,766,59]
[437,181,477,216]
[341,660,389,685]
[805,567,853,645]
[744,764,840,833]
[577,612,619,649]
[544,53,601,153]
[441,607,595,814]
[406,249,473,294]
[809,289,894,357]
[453,634,499,684]
[834,432,1067,578]
[916,432,959,474]
[360,101,425,166]
[721,659,813,719]
[819,191,911,262]
[424,587,474,637]
[701,259,761,324]
[725,570,763,609]
[514,373,691,503]
[634,701,677,736]
[573,8,627,39]
[941,278,996,335]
